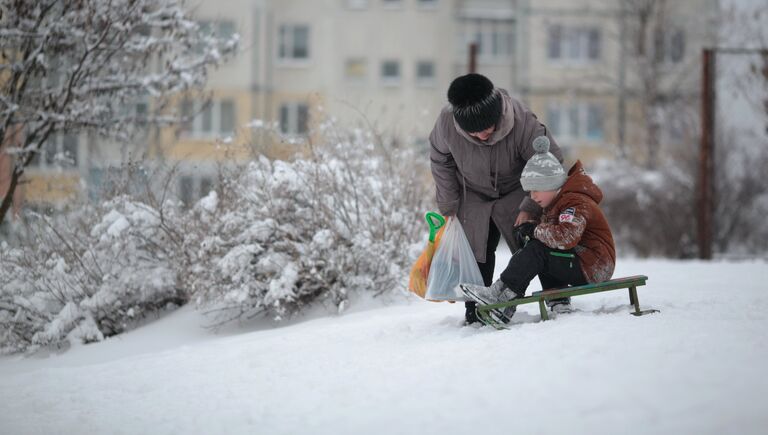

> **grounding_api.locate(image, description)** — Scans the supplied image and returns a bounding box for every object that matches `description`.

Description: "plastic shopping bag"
[408,212,446,299]
[424,217,484,302]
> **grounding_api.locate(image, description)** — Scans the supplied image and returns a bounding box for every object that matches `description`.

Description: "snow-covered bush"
[591,158,698,258]
[188,131,428,326]
[592,137,768,258]
[1,125,430,352]
[0,196,187,354]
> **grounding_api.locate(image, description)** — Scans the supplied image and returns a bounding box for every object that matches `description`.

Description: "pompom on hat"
[520,136,567,192]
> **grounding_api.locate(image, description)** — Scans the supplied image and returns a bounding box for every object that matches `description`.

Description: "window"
[87,166,148,201]
[346,0,369,9]
[547,102,604,142]
[548,25,601,63]
[197,20,236,53]
[135,101,148,125]
[220,99,236,134]
[180,98,193,133]
[279,102,310,135]
[416,60,436,86]
[278,24,310,61]
[178,174,215,207]
[219,21,236,40]
[381,60,401,86]
[201,102,213,133]
[200,177,213,197]
[199,21,212,37]
[29,133,79,169]
[88,167,105,201]
[178,99,237,138]
[48,56,63,89]
[418,0,438,9]
[382,0,403,9]
[179,176,194,206]
[62,134,78,165]
[655,28,685,63]
[296,105,309,135]
[586,105,604,140]
[345,58,367,82]
[661,107,689,143]
[458,19,515,60]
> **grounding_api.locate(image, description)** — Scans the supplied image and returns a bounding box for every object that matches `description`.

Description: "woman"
[428,73,564,324]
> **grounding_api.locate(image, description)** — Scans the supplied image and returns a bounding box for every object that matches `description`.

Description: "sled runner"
[475,275,658,330]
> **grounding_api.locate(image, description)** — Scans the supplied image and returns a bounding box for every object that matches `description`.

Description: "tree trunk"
[0,167,22,225]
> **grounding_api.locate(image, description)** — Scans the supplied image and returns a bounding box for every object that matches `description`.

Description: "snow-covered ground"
[1,249,767,435]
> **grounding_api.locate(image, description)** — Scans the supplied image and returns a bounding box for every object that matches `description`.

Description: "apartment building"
[5,0,719,223]
[520,0,719,163]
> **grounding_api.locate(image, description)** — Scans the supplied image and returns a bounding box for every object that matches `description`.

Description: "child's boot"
[460,279,523,324]
[546,297,573,313]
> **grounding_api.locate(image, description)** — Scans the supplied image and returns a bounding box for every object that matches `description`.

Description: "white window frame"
[656,27,685,64]
[197,20,236,53]
[344,57,368,84]
[178,171,216,207]
[279,102,310,136]
[458,18,515,63]
[382,0,403,10]
[380,59,401,87]
[219,99,237,135]
[179,99,238,139]
[87,165,149,201]
[415,60,436,87]
[417,0,439,10]
[277,23,311,66]
[546,102,605,143]
[345,0,370,9]
[547,24,601,65]
[28,132,81,171]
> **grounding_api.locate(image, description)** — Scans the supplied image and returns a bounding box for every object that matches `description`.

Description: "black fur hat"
[447,73,502,133]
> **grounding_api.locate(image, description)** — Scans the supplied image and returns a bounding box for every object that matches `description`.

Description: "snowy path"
[1,255,767,435]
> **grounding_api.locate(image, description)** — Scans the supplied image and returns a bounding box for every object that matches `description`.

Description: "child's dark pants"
[466,219,502,322]
[500,239,588,298]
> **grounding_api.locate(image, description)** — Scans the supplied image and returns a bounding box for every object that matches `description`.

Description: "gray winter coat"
[429,89,564,263]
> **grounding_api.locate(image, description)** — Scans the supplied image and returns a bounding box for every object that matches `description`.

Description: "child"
[460,136,616,323]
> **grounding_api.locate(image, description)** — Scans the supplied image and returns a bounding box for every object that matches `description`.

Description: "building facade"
[5,0,720,221]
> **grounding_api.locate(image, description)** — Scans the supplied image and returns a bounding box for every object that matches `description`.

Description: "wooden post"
[698,48,716,260]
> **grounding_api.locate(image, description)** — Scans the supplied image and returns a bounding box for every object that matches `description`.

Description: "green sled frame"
[475,275,659,330]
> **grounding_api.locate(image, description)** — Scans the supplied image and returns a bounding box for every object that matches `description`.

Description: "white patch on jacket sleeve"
[535,214,587,250]
[559,207,575,223]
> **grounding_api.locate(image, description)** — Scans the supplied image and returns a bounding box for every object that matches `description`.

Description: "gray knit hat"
[520,136,567,192]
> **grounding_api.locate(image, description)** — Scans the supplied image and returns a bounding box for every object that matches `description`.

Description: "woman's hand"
[515,210,535,226]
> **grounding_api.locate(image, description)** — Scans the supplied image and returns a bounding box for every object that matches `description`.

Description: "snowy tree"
[190,123,429,327]
[0,0,238,224]
[0,120,430,353]
[618,0,719,167]
[0,190,188,354]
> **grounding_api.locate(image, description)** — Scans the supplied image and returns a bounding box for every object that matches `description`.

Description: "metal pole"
[698,48,715,260]
[617,1,627,155]
[469,42,478,74]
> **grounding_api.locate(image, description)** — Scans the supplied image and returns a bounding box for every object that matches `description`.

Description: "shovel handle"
[425,211,446,243]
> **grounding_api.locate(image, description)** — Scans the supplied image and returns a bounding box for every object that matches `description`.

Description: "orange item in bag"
[408,212,448,300]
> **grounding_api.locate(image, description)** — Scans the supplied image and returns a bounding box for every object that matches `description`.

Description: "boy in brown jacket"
[460,136,616,323]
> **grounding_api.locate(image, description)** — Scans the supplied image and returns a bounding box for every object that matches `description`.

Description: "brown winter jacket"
[534,160,616,283]
[429,89,563,263]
